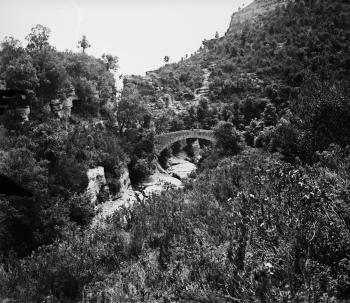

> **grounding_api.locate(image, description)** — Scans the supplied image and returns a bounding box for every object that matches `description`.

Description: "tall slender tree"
[77,35,91,53]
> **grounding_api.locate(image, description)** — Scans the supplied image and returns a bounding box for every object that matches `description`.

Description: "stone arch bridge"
[154,129,216,155]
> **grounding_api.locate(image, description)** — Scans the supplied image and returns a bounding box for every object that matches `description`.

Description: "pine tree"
[78,35,91,53]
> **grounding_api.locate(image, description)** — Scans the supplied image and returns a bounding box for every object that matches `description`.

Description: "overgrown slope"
[1,1,350,302]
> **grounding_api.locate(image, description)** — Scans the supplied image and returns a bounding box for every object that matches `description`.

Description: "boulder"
[86,166,106,203]
[50,99,63,118]
[50,96,75,119]
[62,98,73,118]
[119,166,131,191]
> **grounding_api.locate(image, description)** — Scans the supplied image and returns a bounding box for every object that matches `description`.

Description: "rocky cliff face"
[119,166,131,192]
[226,0,292,35]
[86,167,106,203]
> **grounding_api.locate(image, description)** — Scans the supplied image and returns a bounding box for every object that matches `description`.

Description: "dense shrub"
[3,148,350,301]
[158,148,171,169]
[128,158,153,184]
[171,141,182,155]
[214,121,244,155]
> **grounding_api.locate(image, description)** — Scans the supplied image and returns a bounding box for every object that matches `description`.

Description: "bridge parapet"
[154,129,216,155]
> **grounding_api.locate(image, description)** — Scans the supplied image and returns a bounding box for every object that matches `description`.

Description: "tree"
[169,117,184,132]
[241,96,267,124]
[0,147,48,196]
[215,31,220,39]
[77,35,91,53]
[214,121,243,155]
[34,51,70,99]
[128,158,152,184]
[2,53,39,90]
[98,73,116,102]
[262,103,278,126]
[74,77,99,115]
[49,156,89,196]
[240,25,249,48]
[286,81,350,162]
[0,36,25,68]
[116,84,148,134]
[164,56,170,63]
[172,141,182,155]
[197,98,209,123]
[64,51,117,115]
[25,24,51,51]
[102,53,119,71]
[229,102,244,128]
[244,118,264,147]
[158,148,171,169]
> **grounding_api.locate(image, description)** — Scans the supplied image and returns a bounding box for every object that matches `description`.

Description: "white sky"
[0,0,251,79]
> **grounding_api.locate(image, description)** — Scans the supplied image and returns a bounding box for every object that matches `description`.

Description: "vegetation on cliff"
[0,25,146,260]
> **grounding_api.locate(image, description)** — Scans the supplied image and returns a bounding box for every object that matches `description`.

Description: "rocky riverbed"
[136,152,197,198]
[167,154,197,179]
[93,153,198,226]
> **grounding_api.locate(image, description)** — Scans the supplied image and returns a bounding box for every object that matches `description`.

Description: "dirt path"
[194,68,211,105]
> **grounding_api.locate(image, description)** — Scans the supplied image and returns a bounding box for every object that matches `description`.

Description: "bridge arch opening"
[154,129,217,156]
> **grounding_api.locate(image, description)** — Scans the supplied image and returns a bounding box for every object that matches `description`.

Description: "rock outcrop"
[119,166,131,192]
[92,166,136,226]
[50,92,77,119]
[226,0,292,35]
[86,166,106,203]
[0,81,31,123]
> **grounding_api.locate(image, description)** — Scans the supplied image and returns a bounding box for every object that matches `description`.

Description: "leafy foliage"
[214,121,244,155]
[77,35,91,53]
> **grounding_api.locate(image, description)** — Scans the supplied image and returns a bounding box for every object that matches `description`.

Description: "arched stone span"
[154,129,216,155]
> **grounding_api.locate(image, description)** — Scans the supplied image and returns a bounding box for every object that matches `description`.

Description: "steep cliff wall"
[226,0,292,35]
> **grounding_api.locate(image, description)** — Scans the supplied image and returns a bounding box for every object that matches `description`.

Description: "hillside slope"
[128,0,350,163]
[2,1,350,302]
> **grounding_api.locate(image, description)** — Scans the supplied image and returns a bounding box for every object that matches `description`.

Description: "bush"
[128,158,152,184]
[3,147,350,301]
[49,156,88,196]
[68,193,94,227]
[262,103,278,126]
[214,121,244,155]
[158,148,171,169]
[172,141,182,155]
[254,126,274,149]
[183,139,195,158]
